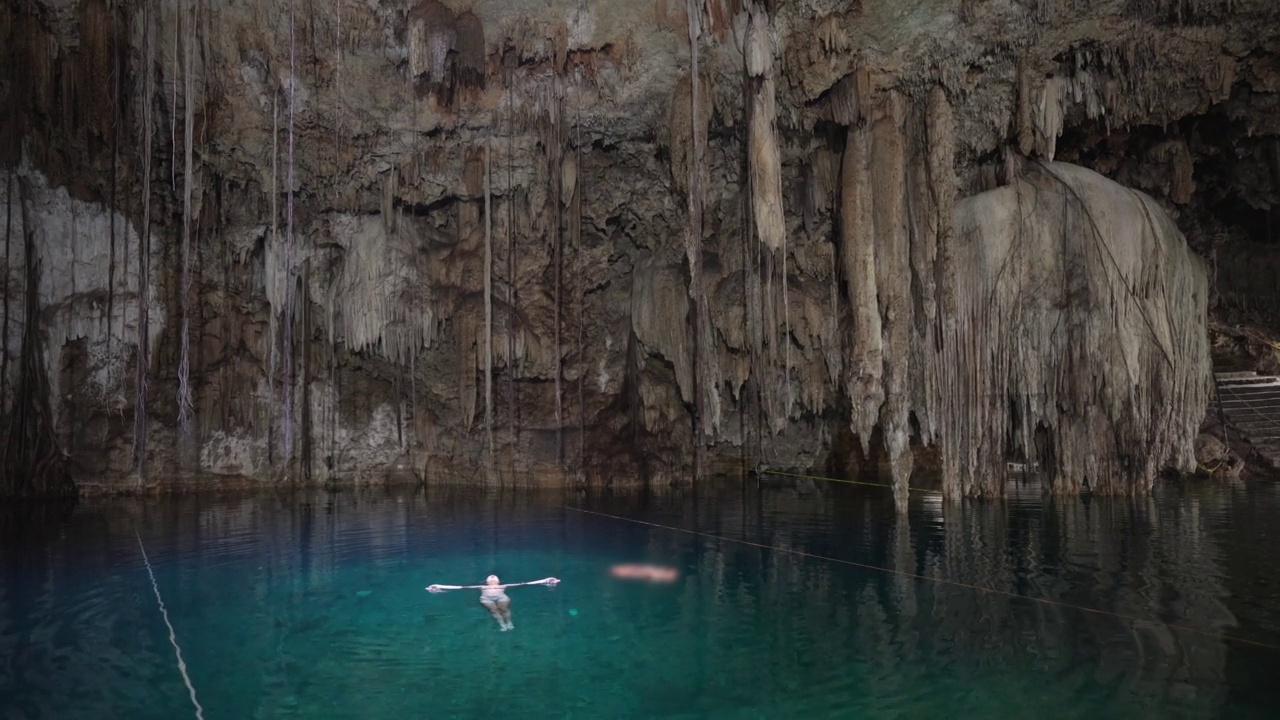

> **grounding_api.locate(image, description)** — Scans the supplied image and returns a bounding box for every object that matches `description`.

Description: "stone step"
[1213,368,1280,471]
[1216,371,1261,381]
[1219,390,1280,400]
[1219,413,1280,424]
[1219,387,1280,398]
[1218,373,1279,382]
[1218,376,1280,386]
[1219,408,1280,419]
[1219,386,1278,394]
[1219,377,1280,386]
[1217,391,1280,403]
[1218,405,1280,415]
[1221,399,1280,409]
[1215,373,1280,471]
[1220,411,1280,422]
[1219,405,1280,417]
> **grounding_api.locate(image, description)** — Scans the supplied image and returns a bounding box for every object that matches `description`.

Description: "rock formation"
[1,0,1276,500]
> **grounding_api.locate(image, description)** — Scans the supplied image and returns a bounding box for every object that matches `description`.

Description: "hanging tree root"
[3,177,75,499]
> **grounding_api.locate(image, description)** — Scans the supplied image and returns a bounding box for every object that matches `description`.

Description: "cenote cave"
[2,0,1280,717]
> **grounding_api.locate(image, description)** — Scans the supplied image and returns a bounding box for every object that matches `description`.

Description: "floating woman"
[426,575,560,631]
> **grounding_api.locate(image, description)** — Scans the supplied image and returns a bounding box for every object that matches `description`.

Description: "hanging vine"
[550,78,564,468]
[3,177,74,498]
[134,0,155,474]
[106,2,119,349]
[281,0,298,467]
[506,66,516,454]
[574,74,585,473]
[177,0,196,443]
[484,139,494,459]
[3,167,11,408]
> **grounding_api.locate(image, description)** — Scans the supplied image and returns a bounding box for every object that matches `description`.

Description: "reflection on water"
[0,478,1277,718]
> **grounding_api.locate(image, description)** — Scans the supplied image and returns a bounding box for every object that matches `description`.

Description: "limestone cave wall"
[0,0,1276,500]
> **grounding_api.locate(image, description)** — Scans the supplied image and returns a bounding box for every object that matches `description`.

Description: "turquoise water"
[2,477,1279,718]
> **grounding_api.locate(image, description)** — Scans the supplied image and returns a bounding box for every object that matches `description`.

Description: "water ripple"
[1,481,1278,717]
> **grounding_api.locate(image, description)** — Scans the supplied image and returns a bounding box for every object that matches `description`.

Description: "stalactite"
[561,149,579,461]
[267,93,278,461]
[741,66,768,463]
[282,0,298,467]
[1016,56,1035,158]
[667,71,710,201]
[409,347,417,459]
[548,78,565,468]
[198,1,211,148]
[840,90,884,455]
[905,103,934,449]
[395,358,404,449]
[923,86,956,451]
[484,139,494,459]
[687,0,704,472]
[407,72,420,453]
[330,213,437,366]
[744,12,784,251]
[506,70,516,454]
[686,0,722,470]
[3,168,11,406]
[409,1,456,86]
[871,91,913,509]
[454,11,485,93]
[939,161,1210,498]
[928,87,957,319]
[177,0,195,444]
[460,148,485,434]
[573,87,585,474]
[134,0,155,475]
[301,259,313,480]
[744,5,788,429]
[740,77,761,466]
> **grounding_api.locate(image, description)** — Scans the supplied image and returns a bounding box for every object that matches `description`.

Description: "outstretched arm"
[502,577,560,589]
[425,584,484,593]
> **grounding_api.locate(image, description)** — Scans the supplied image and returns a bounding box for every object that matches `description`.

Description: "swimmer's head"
[485,575,500,585]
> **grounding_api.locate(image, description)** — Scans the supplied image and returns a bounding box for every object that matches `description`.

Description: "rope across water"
[136,532,205,719]
[758,468,940,493]
[563,505,1279,651]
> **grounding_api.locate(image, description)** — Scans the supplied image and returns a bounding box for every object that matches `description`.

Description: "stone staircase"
[1214,371,1280,470]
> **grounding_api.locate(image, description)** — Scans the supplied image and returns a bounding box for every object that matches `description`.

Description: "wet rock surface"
[1,0,1277,498]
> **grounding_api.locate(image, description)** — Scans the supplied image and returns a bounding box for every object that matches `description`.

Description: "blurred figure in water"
[609,564,679,583]
[426,575,559,631]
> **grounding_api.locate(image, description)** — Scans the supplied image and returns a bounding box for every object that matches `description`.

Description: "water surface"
[2,477,1278,718]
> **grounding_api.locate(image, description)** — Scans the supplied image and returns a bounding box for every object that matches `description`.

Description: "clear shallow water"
[2,478,1279,719]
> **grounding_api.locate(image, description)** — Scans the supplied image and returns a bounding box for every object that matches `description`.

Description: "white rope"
[137,532,205,720]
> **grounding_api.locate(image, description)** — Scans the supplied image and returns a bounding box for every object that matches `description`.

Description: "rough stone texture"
[1,0,1277,498]
[1194,431,1244,478]
[944,161,1211,497]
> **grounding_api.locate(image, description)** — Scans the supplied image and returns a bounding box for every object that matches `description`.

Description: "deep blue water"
[2,476,1279,718]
